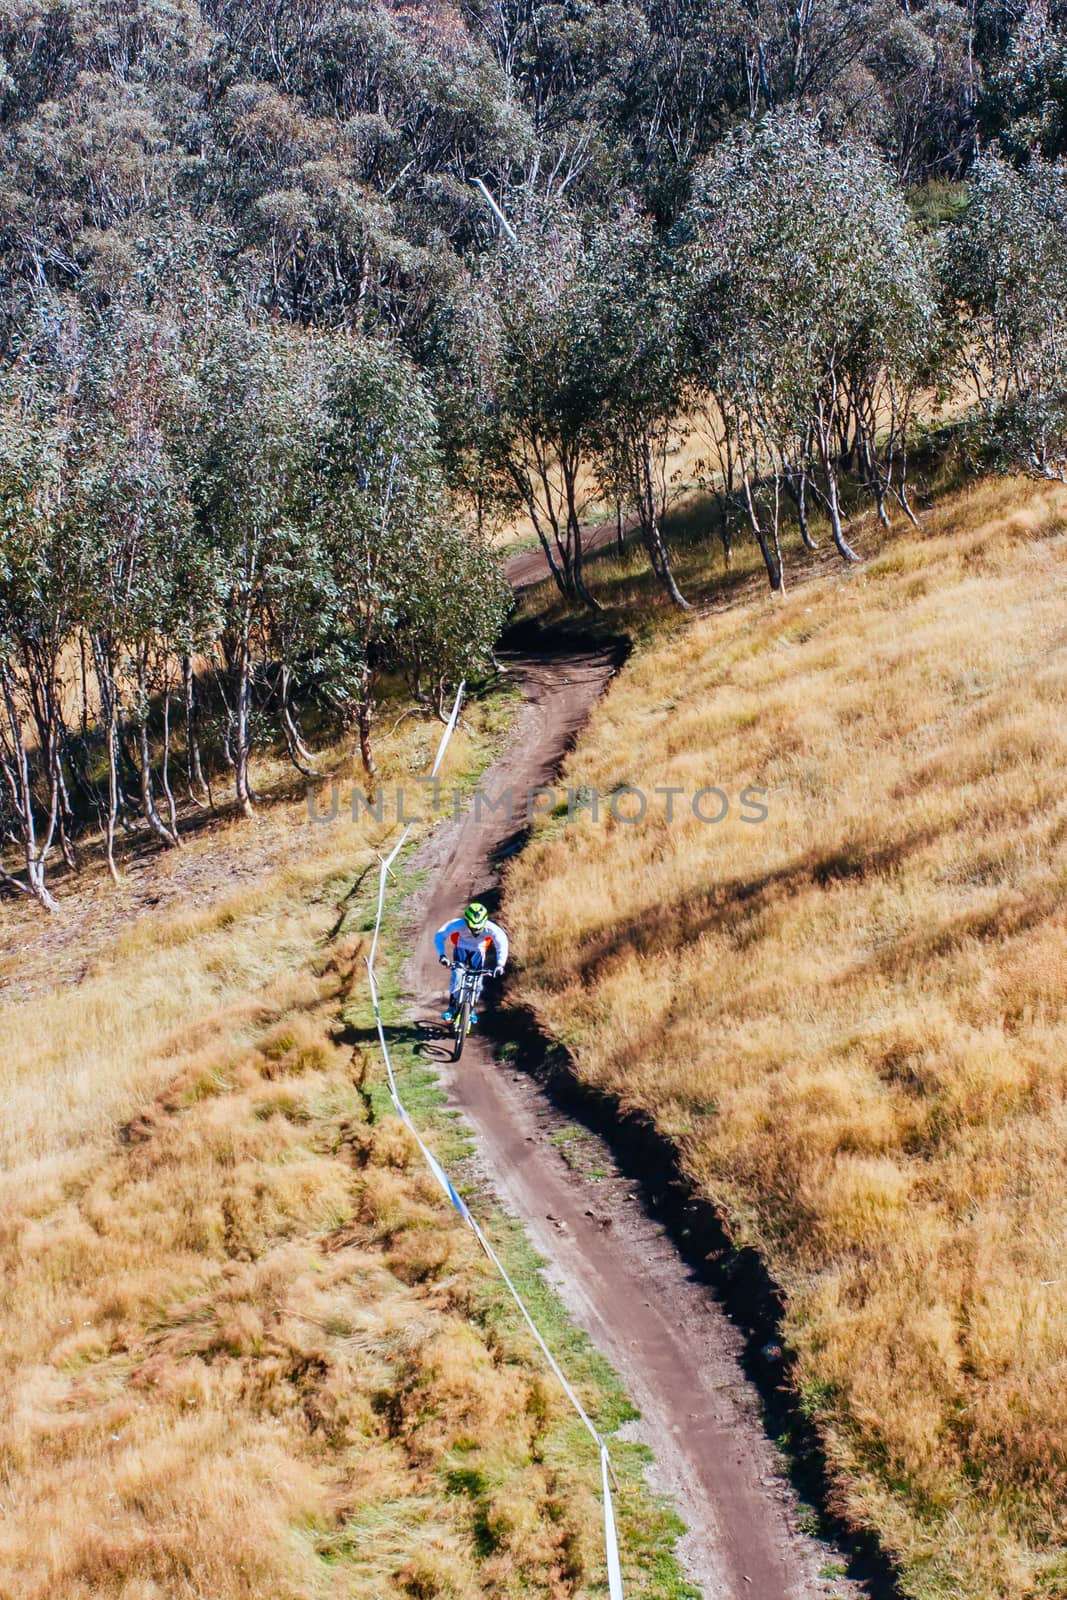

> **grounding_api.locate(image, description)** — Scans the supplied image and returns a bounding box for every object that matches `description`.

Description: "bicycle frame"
[449,956,486,1009]
[446,954,490,1061]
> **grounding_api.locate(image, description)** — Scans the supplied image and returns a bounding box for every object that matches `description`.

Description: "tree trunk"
[650,521,690,609]
[770,471,786,595]
[634,435,690,609]
[742,468,783,591]
[814,404,861,563]
[90,635,123,882]
[856,412,891,528]
[234,640,254,818]
[897,478,920,528]
[22,642,75,873]
[0,663,59,910]
[137,715,179,848]
[562,454,600,611]
[104,704,120,882]
[719,511,733,569]
[280,664,318,777]
[510,456,575,604]
[132,657,179,848]
[161,688,181,844]
[51,723,77,873]
[523,496,574,602]
[823,458,861,562]
[184,655,207,798]
[784,461,817,550]
[79,630,90,742]
[357,699,376,782]
[891,393,921,528]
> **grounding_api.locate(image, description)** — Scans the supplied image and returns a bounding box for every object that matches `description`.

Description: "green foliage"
[313,338,508,738]
[982,7,1067,162]
[0,304,507,896]
[946,151,1067,477]
[683,113,938,581]
[0,0,1063,906]
[453,213,611,606]
[687,113,937,435]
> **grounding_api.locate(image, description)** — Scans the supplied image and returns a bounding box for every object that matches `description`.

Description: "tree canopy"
[3,0,1067,903]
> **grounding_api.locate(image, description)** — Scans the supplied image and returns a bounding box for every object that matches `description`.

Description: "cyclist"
[434,901,509,1023]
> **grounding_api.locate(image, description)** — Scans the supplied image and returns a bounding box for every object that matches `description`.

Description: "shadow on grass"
[479,996,906,1600]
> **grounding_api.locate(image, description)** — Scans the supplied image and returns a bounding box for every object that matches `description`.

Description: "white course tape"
[362,682,625,1600]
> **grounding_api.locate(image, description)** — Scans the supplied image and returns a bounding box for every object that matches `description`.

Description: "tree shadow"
[561,819,947,989]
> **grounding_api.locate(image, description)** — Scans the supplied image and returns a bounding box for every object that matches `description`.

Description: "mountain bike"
[443,954,493,1062]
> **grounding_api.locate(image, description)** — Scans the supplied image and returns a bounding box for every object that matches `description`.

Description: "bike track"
[404,638,875,1600]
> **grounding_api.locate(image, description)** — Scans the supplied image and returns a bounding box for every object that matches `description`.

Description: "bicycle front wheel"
[452,996,471,1062]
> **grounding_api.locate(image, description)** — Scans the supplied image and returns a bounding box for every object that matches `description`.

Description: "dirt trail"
[505,519,625,593]
[406,642,876,1599]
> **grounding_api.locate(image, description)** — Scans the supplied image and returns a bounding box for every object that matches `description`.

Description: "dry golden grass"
[0,944,606,1599]
[0,699,635,1599]
[506,475,1067,1600]
[0,711,489,1208]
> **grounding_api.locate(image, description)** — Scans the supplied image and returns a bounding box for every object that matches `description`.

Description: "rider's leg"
[443,963,463,1021]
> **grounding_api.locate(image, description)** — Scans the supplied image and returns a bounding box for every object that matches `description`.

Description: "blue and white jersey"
[434,916,509,969]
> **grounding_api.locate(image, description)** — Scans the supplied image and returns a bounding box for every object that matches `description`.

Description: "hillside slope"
[0,700,689,1600]
[505,478,1067,1600]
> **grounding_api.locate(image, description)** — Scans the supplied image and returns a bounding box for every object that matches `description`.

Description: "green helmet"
[464,901,489,933]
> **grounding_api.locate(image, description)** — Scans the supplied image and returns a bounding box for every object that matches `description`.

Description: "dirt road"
[405,646,875,1599]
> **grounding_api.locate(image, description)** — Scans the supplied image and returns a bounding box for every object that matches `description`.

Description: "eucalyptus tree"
[946,152,1067,479]
[190,317,326,815]
[72,308,213,866]
[0,369,85,909]
[865,1,979,183]
[313,337,452,778]
[981,7,1067,164]
[446,203,693,610]
[429,282,521,540]
[463,214,608,609]
[0,0,207,116]
[586,213,693,608]
[393,516,512,716]
[0,429,61,910]
[684,114,936,588]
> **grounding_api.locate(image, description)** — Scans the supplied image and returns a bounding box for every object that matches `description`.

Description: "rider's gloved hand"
[493,965,505,978]
[439,955,450,967]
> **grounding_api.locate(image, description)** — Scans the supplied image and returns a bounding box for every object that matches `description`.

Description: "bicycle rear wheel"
[452,996,471,1062]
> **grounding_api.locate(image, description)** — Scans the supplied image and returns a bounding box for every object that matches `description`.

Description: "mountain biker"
[434,901,509,1024]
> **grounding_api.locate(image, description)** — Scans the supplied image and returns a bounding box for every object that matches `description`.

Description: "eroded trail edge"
[406,648,877,1600]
